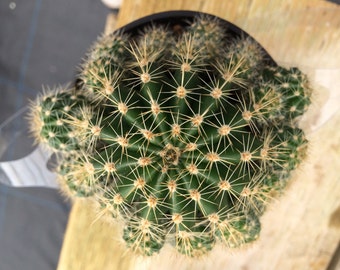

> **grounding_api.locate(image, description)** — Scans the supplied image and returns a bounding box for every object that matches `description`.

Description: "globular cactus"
[28,14,311,257]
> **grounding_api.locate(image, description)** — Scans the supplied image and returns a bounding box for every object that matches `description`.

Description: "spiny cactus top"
[28,13,311,257]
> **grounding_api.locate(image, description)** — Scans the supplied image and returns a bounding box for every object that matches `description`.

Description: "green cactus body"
[28,88,92,152]
[28,13,311,257]
[260,66,312,121]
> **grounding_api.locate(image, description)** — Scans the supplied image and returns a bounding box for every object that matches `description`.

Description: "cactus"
[28,87,90,152]
[28,14,311,257]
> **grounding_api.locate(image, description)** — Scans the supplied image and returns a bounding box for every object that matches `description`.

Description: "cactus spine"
[28,14,311,257]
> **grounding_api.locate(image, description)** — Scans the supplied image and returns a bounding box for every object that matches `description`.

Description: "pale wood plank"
[115,0,340,68]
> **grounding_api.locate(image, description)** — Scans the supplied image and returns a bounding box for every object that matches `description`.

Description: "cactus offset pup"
[28,13,311,257]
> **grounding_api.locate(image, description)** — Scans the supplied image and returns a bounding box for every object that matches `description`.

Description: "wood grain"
[115,0,340,69]
[58,1,340,269]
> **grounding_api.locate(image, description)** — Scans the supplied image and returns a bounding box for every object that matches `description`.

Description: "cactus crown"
[28,13,311,257]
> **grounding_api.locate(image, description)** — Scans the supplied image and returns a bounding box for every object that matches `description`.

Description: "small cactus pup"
[28,87,90,153]
[28,12,312,258]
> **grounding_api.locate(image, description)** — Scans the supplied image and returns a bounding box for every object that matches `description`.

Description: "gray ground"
[0,1,110,269]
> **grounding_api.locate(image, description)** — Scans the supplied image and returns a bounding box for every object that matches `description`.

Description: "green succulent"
[28,14,311,257]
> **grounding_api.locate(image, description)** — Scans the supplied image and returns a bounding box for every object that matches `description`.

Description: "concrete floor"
[0,1,110,269]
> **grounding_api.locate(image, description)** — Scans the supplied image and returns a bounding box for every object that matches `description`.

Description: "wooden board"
[57,1,340,269]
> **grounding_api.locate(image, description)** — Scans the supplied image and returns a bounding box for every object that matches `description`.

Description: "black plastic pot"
[119,10,276,65]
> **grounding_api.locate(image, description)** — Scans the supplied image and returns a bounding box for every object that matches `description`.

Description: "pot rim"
[116,10,276,65]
